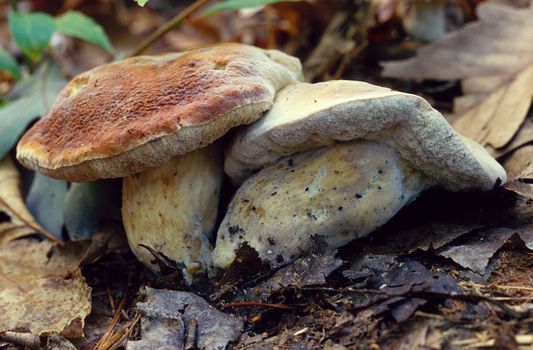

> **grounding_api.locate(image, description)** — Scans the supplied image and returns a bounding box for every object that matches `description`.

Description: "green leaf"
[55,11,114,53]
[134,0,149,6]
[7,10,56,62]
[0,61,66,160]
[0,46,20,79]
[203,0,297,16]
[63,180,121,241]
[26,173,68,239]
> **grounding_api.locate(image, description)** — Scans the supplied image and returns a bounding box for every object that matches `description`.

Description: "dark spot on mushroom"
[287,159,294,166]
[228,225,244,237]
[378,169,383,174]
[305,187,309,192]
[332,187,337,190]
[268,237,276,245]
[242,199,250,203]
[355,193,363,199]
[271,192,277,196]
[378,186,382,190]
[338,207,343,211]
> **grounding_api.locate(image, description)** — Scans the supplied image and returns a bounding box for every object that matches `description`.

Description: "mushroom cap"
[214,141,428,269]
[225,81,506,191]
[16,43,302,182]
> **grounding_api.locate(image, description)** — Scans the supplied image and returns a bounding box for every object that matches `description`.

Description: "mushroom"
[16,43,303,281]
[213,80,506,269]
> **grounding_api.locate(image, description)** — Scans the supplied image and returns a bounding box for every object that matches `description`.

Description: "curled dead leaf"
[0,157,59,246]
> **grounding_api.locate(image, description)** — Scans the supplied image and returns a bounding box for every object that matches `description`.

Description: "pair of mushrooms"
[16,44,506,281]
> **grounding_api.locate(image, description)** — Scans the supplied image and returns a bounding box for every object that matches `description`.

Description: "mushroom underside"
[122,145,223,282]
[213,140,431,270]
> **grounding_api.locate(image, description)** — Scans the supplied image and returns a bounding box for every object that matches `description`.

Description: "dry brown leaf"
[0,157,58,246]
[502,145,533,180]
[0,239,91,337]
[382,3,533,152]
[453,64,533,149]
[489,118,533,158]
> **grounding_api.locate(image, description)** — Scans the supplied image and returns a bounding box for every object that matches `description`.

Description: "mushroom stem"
[213,141,431,270]
[122,145,222,282]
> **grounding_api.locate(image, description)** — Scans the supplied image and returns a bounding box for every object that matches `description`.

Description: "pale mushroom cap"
[213,141,428,269]
[225,81,506,191]
[17,43,302,182]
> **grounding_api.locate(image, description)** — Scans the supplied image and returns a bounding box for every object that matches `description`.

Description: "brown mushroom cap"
[16,43,302,182]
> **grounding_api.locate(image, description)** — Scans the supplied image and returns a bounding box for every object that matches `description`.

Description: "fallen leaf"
[63,180,121,241]
[304,4,371,81]
[128,287,243,350]
[381,319,445,350]
[438,227,533,274]
[489,118,533,158]
[26,173,68,239]
[253,247,342,299]
[516,163,533,182]
[501,145,533,181]
[0,156,58,245]
[46,333,77,350]
[0,239,91,337]
[382,4,533,152]
[381,223,483,253]
[0,61,66,160]
[453,64,532,149]
[346,259,462,322]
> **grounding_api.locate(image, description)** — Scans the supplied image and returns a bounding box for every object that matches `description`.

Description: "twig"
[467,282,533,292]
[300,286,525,319]
[224,301,296,310]
[0,331,40,350]
[102,314,141,350]
[128,0,210,57]
[0,196,63,245]
[92,285,129,350]
[414,311,445,320]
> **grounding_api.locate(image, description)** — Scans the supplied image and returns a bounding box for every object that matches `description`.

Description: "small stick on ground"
[128,0,210,57]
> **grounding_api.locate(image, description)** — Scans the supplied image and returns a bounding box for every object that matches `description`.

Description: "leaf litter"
[128,287,243,350]
[382,3,533,167]
[0,239,91,337]
[1,1,533,349]
[0,156,59,245]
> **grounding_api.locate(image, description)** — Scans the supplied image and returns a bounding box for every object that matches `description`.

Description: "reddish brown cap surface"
[17,43,302,182]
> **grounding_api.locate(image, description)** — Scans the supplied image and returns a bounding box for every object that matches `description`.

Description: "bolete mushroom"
[213,80,506,269]
[16,43,303,281]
